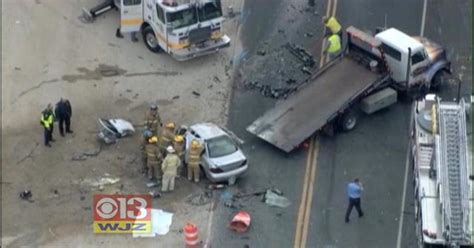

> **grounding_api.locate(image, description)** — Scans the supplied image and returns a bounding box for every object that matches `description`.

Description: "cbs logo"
[95,195,149,220]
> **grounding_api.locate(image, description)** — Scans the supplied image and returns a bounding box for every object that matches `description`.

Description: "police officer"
[144,104,162,136]
[187,139,203,183]
[146,136,162,181]
[40,103,55,147]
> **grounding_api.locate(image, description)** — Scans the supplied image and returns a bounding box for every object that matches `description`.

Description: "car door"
[120,0,143,33]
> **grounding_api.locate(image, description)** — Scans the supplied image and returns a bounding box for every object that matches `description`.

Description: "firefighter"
[323,16,342,38]
[161,146,181,192]
[146,136,162,181]
[144,104,162,136]
[187,139,203,183]
[173,135,185,177]
[40,103,55,147]
[141,130,153,174]
[159,122,176,155]
[324,33,342,60]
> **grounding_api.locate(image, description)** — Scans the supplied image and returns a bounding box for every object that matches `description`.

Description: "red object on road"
[229,211,251,233]
[184,223,199,247]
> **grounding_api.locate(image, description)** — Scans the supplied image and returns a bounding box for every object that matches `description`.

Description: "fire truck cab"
[85,0,230,61]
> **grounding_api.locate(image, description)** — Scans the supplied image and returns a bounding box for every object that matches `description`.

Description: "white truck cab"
[374,28,450,91]
[85,0,230,61]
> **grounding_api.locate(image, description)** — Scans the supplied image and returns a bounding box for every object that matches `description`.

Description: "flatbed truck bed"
[247,26,393,152]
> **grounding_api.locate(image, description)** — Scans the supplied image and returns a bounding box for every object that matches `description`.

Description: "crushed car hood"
[209,150,246,167]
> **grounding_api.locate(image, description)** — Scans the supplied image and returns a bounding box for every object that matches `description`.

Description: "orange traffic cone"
[184,223,199,248]
[229,211,251,233]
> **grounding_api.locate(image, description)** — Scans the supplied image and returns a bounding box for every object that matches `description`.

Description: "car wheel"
[431,70,448,91]
[142,26,162,53]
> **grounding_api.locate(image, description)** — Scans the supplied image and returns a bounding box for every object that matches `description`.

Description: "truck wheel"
[142,26,161,53]
[340,110,358,131]
[431,70,447,91]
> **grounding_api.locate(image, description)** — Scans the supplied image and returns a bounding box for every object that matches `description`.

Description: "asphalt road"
[209,0,472,247]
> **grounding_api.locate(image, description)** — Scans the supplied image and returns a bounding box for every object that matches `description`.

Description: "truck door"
[120,0,143,33]
[409,50,430,85]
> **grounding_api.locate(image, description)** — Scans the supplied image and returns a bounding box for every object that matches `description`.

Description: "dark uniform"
[55,99,73,136]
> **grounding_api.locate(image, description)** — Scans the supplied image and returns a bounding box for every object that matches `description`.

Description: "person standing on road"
[144,104,162,136]
[40,103,55,147]
[55,98,73,137]
[173,135,185,177]
[159,122,176,155]
[345,178,364,223]
[161,146,181,192]
[146,136,162,181]
[187,139,203,183]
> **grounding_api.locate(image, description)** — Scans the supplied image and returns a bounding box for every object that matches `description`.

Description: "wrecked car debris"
[19,190,33,202]
[264,189,291,208]
[284,43,315,68]
[243,81,297,100]
[186,191,213,206]
[98,118,135,144]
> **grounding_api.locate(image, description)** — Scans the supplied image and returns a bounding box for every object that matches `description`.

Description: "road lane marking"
[294,137,315,248]
[420,0,428,36]
[396,104,415,248]
[294,0,335,247]
[301,138,319,248]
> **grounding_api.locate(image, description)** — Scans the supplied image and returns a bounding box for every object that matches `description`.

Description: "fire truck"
[411,94,473,247]
[83,0,230,61]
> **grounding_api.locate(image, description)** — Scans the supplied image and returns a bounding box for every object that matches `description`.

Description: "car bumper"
[205,162,248,183]
[170,35,231,61]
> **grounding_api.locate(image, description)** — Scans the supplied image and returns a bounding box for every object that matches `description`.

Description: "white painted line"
[396,104,415,248]
[420,0,428,36]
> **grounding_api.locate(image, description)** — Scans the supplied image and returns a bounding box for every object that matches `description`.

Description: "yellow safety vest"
[40,112,54,129]
[327,34,341,53]
[325,17,341,34]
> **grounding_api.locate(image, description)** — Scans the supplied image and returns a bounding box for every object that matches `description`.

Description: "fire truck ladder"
[438,99,471,245]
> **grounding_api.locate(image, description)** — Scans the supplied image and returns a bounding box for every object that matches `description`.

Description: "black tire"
[431,70,448,91]
[340,109,358,131]
[142,26,162,53]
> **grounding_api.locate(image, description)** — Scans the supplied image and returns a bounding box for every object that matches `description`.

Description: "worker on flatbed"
[323,16,342,38]
[324,33,342,60]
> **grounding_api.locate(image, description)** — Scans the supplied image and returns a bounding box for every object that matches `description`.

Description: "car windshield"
[166,8,198,30]
[207,135,238,158]
[197,0,223,22]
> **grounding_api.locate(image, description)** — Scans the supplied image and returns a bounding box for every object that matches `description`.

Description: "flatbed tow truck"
[247,26,451,152]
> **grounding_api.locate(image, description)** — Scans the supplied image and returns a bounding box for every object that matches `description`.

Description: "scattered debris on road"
[147,181,159,188]
[186,191,213,206]
[172,95,180,100]
[78,176,120,191]
[264,189,291,208]
[192,91,201,97]
[243,80,297,99]
[208,184,226,190]
[284,43,315,68]
[257,50,266,56]
[149,191,161,198]
[133,209,173,237]
[72,144,103,161]
[19,190,33,202]
[229,211,251,233]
